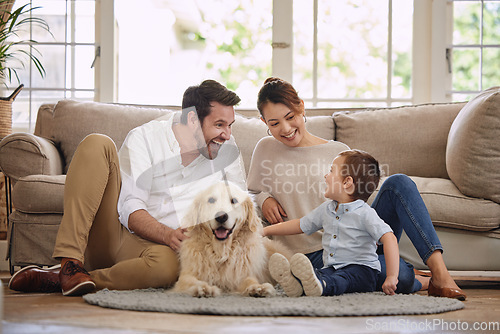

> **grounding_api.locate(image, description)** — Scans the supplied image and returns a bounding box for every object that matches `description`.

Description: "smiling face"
[196,101,235,159]
[261,102,308,147]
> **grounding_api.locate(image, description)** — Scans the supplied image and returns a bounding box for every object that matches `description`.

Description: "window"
[448,0,500,101]
[115,0,272,108]
[292,0,414,108]
[13,1,497,131]
[6,0,95,132]
[115,0,412,109]
[423,0,500,103]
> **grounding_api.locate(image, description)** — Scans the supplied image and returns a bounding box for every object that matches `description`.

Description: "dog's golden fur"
[173,181,292,297]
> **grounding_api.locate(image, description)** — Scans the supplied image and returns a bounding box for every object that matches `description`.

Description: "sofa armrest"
[0,133,64,183]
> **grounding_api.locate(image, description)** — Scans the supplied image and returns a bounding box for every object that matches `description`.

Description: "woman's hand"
[262,197,287,224]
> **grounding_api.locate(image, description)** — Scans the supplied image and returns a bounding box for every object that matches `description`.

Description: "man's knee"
[78,134,116,154]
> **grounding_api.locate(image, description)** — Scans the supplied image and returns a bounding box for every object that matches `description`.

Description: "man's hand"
[128,210,188,252]
[165,227,188,252]
[262,197,287,224]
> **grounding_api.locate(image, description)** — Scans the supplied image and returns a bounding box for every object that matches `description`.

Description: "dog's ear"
[243,197,261,233]
[181,198,199,230]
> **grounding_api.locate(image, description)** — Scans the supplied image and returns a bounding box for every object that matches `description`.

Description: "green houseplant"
[0,0,50,138]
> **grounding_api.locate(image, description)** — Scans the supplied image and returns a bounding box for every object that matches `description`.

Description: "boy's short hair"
[338,149,381,202]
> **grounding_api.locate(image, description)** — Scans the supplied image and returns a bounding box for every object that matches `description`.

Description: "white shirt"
[300,199,393,271]
[117,112,247,230]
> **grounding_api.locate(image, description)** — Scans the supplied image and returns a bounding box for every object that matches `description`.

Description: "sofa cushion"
[368,176,500,232]
[446,86,500,204]
[333,103,466,179]
[305,115,335,141]
[231,113,336,174]
[232,114,268,174]
[12,175,65,214]
[48,100,173,172]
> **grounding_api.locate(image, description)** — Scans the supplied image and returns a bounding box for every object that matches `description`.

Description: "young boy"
[264,149,399,297]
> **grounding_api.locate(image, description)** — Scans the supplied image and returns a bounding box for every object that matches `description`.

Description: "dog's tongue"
[215,227,230,240]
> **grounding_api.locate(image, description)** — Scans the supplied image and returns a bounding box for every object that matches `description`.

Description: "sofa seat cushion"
[370,177,500,231]
[48,100,174,172]
[446,86,500,204]
[12,175,65,214]
[411,176,500,231]
[369,176,500,232]
[333,102,465,179]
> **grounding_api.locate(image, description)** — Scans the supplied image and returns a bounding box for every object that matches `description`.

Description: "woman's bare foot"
[426,251,461,290]
[416,275,430,291]
[425,250,466,300]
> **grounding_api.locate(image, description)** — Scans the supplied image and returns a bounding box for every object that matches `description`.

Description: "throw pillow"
[446,86,500,204]
[334,103,465,179]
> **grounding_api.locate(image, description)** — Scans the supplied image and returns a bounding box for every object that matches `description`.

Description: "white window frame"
[7,0,100,132]
[416,0,500,103]
[94,0,118,103]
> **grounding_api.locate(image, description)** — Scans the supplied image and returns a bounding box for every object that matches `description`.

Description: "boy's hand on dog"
[262,197,287,224]
[165,227,188,252]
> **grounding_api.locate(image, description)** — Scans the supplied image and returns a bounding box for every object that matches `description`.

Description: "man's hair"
[181,80,241,125]
[338,149,381,202]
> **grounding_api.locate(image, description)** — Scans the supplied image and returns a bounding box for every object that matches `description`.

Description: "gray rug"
[83,288,464,317]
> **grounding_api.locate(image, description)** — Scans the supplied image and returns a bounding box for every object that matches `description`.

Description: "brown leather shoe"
[428,278,466,301]
[59,260,96,296]
[8,265,61,293]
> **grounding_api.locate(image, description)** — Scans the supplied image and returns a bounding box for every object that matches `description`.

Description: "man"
[8,80,246,296]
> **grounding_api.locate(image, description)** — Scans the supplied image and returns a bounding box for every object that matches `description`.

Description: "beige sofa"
[1,87,499,273]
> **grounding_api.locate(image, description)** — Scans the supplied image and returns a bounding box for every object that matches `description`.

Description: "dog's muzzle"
[213,211,233,241]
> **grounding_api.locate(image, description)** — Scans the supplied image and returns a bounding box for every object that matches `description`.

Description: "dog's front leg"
[173,274,222,297]
[238,277,275,297]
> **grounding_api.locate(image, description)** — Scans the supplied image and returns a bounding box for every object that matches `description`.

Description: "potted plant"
[0,0,50,139]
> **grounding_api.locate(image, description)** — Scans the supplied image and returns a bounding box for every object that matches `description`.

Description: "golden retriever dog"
[173,181,292,297]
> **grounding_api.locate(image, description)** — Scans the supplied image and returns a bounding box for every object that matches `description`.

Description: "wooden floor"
[2,274,500,334]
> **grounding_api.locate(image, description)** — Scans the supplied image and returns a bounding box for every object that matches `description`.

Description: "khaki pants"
[52,134,179,290]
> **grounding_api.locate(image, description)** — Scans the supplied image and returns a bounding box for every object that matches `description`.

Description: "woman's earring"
[303,115,307,123]
[267,128,272,136]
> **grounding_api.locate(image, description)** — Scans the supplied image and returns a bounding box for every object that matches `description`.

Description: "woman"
[247,77,466,299]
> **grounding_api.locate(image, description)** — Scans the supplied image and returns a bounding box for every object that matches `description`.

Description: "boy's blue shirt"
[300,199,393,271]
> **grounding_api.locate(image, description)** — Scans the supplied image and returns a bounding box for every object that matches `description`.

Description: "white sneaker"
[290,253,323,297]
[269,253,303,297]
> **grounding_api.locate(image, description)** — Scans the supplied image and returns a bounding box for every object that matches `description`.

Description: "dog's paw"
[189,282,221,298]
[244,283,276,297]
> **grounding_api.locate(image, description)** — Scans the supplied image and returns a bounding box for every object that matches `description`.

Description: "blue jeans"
[373,174,443,293]
[316,264,378,296]
[307,174,442,293]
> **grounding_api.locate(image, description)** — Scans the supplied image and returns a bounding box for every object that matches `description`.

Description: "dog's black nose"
[215,211,228,224]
